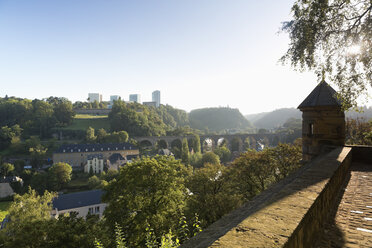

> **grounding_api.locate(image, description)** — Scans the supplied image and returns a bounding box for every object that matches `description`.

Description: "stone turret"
[298,81,345,162]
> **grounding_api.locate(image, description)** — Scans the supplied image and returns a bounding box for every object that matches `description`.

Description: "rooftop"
[54,143,137,154]
[52,189,104,211]
[298,81,342,109]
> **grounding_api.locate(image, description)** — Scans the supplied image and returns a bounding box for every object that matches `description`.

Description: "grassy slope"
[0,201,11,221]
[61,115,111,131]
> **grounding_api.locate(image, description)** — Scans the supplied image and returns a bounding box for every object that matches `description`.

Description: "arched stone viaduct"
[133,133,285,152]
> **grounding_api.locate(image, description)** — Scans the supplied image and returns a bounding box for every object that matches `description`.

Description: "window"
[95,206,100,213]
[88,207,94,214]
[309,123,314,136]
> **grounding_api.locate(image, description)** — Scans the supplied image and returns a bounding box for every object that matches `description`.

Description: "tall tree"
[103,155,189,246]
[48,162,72,191]
[0,163,14,177]
[186,163,242,226]
[181,138,190,165]
[281,0,372,108]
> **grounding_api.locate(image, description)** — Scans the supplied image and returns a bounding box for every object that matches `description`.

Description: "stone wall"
[181,147,352,248]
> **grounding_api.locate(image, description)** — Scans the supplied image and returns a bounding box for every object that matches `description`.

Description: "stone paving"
[315,162,372,248]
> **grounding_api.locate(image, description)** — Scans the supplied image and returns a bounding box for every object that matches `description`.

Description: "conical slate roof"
[298,81,341,109]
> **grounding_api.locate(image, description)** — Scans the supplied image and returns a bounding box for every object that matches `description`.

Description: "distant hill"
[189,107,253,133]
[246,106,372,130]
[246,108,301,129]
[345,106,372,120]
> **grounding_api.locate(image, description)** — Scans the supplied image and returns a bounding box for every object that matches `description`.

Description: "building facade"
[143,101,157,107]
[53,143,139,168]
[110,95,120,105]
[88,93,102,103]
[129,94,141,103]
[152,90,160,107]
[84,154,104,173]
[52,190,107,218]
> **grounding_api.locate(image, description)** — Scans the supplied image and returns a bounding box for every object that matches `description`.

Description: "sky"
[0,0,365,115]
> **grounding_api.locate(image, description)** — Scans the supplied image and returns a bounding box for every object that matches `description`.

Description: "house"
[84,154,104,174]
[0,176,23,198]
[51,189,107,218]
[53,143,139,168]
[107,153,125,171]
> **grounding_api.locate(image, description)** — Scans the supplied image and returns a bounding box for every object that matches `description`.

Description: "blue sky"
[0,0,326,114]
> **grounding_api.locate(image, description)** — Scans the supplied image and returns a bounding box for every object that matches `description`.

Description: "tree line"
[0,143,302,247]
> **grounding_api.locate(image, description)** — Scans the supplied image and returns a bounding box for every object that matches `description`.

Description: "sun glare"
[347,44,361,55]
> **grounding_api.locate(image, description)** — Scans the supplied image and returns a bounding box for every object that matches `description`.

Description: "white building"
[152,90,160,107]
[84,154,104,174]
[110,95,120,105]
[129,94,141,103]
[88,93,102,103]
[52,190,107,219]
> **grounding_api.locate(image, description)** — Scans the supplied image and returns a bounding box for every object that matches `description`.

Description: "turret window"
[309,123,314,136]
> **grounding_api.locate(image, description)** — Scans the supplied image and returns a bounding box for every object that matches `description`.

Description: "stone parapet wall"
[181,147,352,248]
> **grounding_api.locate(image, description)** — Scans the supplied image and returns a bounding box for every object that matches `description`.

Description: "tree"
[213,146,232,163]
[29,143,48,168]
[51,98,75,126]
[86,126,96,143]
[267,143,302,181]
[5,187,55,227]
[188,134,201,154]
[96,128,108,143]
[186,163,242,226]
[0,188,105,248]
[88,175,101,189]
[181,138,189,165]
[103,155,189,246]
[0,163,14,177]
[48,162,72,190]
[281,0,372,108]
[230,150,275,195]
[345,117,372,145]
[200,152,220,167]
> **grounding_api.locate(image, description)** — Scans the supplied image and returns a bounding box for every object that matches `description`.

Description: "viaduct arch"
[133,133,285,152]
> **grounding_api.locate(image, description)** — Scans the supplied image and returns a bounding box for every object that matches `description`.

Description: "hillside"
[247,108,301,129]
[246,106,372,130]
[189,107,253,133]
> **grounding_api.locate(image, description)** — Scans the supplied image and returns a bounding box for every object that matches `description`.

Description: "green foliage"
[114,222,128,248]
[189,152,202,168]
[109,101,167,136]
[213,146,232,163]
[281,0,372,109]
[8,187,55,224]
[188,134,201,153]
[86,126,96,143]
[29,141,48,168]
[186,163,243,226]
[48,162,72,191]
[181,138,189,165]
[229,144,302,200]
[189,107,252,133]
[200,152,220,168]
[176,215,189,243]
[0,124,22,150]
[346,118,372,145]
[0,163,14,177]
[0,201,11,222]
[191,213,202,237]
[103,155,190,246]
[88,175,101,189]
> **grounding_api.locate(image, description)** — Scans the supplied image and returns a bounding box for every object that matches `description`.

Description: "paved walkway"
[315,162,372,247]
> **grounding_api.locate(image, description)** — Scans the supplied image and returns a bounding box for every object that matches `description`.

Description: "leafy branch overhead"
[281,0,372,109]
